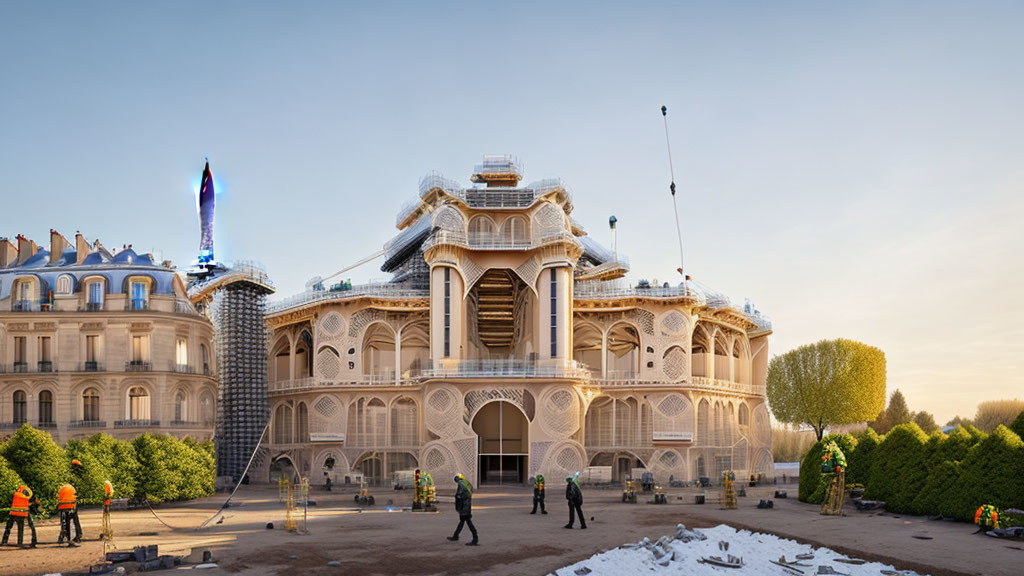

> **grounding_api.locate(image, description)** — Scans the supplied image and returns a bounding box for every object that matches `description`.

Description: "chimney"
[76,232,89,264]
[0,238,16,268]
[16,235,38,265]
[50,229,69,265]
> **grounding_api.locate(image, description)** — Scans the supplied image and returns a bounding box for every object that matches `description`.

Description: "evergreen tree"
[912,411,940,434]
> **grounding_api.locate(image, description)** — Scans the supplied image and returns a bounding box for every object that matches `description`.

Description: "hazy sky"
[2,1,1022,424]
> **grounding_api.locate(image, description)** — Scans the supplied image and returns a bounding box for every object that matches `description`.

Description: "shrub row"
[799,417,1024,522]
[0,425,214,518]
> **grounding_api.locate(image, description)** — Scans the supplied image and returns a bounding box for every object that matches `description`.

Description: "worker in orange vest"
[103,480,113,510]
[57,460,84,546]
[2,485,38,548]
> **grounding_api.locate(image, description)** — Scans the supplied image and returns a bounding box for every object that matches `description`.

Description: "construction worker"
[57,462,83,546]
[530,474,547,514]
[564,475,586,529]
[446,473,478,546]
[2,484,38,548]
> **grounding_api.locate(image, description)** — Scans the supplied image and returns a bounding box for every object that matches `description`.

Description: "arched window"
[174,391,187,423]
[390,397,418,447]
[274,404,293,444]
[296,402,309,443]
[468,215,495,240]
[501,216,527,245]
[128,386,150,421]
[738,403,749,429]
[697,399,710,445]
[38,390,53,425]
[200,343,210,374]
[83,388,100,422]
[56,275,73,295]
[12,391,26,425]
[199,391,214,425]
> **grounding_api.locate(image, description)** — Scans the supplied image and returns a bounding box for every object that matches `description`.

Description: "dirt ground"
[0,481,1019,576]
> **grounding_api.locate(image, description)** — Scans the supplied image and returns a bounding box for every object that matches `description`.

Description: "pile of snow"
[555,524,927,576]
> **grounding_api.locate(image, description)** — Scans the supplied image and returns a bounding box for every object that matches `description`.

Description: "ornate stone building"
[260,157,773,486]
[0,230,217,441]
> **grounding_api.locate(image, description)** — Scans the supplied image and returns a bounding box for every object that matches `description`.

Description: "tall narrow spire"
[198,160,215,264]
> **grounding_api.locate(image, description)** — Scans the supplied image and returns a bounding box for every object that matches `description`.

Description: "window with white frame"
[130,280,148,309]
[56,275,73,295]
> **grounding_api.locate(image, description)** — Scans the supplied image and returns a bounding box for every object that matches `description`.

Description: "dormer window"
[56,275,73,295]
[87,281,104,311]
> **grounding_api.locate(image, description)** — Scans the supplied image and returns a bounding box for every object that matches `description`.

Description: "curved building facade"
[0,231,217,441]
[261,157,773,486]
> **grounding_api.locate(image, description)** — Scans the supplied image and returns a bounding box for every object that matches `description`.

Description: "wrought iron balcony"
[114,419,160,428]
[12,300,38,312]
[69,420,107,429]
[127,298,149,311]
[85,302,104,312]
[12,362,28,373]
[82,361,102,372]
[171,363,195,374]
[126,361,152,372]
[37,361,54,373]
[418,358,591,380]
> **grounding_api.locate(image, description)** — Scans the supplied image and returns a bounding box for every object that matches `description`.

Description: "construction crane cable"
[661,105,685,277]
[319,248,387,285]
[196,422,270,531]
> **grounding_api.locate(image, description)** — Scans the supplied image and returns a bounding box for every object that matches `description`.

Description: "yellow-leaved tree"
[767,339,886,441]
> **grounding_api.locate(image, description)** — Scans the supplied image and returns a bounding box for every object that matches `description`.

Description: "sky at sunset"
[2,1,1022,424]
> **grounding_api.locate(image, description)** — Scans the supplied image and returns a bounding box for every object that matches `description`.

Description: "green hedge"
[0,426,214,520]
[798,423,1024,524]
[865,423,930,513]
[846,428,879,485]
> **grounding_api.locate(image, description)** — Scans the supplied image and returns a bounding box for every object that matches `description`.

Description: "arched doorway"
[472,401,528,485]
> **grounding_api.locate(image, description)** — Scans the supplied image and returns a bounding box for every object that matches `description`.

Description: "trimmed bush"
[933,426,974,465]
[799,433,857,504]
[83,434,139,502]
[865,422,929,513]
[0,425,70,514]
[912,460,961,516]
[65,439,109,506]
[133,434,215,503]
[1010,411,1024,439]
[941,425,1024,521]
[846,428,880,485]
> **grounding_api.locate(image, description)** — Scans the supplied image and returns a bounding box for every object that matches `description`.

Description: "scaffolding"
[197,263,275,483]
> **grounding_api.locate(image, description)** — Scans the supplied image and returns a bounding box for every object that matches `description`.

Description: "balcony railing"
[0,422,25,430]
[82,361,102,372]
[422,229,582,252]
[13,362,28,373]
[12,300,39,312]
[267,284,429,314]
[84,302,104,312]
[37,361,54,373]
[36,421,57,429]
[69,420,107,429]
[418,358,591,380]
[127,298,149,311]
[126,361,152,372]
[114,419,160,428]
[171,363,195,374]
[169,420,201,427]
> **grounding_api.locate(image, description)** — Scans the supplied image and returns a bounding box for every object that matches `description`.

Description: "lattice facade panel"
[659,310,688,336]
[348,309,390,338]
[319,312,346,338]
[433,204,466,233]
[309,394,344,436]
[533,202,565,231]
[426,385,464,438]
[315,346,342,380]
[513,256,542,293]
[541,440,587,480]
[652,393,694,440]
[459,258,486,298]
[662,346,686,381]
[650,448,686,482]
[540,387,580,437]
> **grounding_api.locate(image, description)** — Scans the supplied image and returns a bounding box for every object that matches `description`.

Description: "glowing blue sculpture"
[198,161,215,264]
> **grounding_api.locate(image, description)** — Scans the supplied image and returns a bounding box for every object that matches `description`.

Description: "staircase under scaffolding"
[476,269,515,350]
